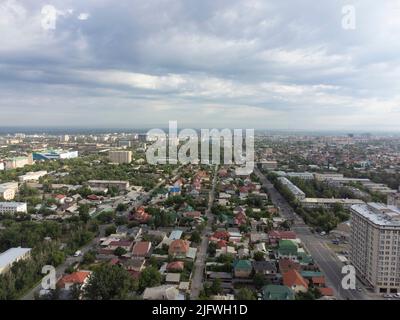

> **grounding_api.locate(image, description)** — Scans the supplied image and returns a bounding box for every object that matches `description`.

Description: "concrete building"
[260,160,278,171]
[277,177,306,200]
[60,135,70,142]
[0,182,19,200]
[301,198,364,209]
[33,150,78,161]
[4,155,33,170]
[108,150,132,164]
[88,180,130,191]
[361,182,397,195]
[388,193,400,208]
[0,202,27,214]
[0,247,32,274]
[19,171,47,182]
[286,172,314,180]
[350,203,400,294]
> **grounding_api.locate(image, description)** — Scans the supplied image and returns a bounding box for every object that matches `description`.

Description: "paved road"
[21,224,111,300]
[190,165,218,299]
[254,167,369,300]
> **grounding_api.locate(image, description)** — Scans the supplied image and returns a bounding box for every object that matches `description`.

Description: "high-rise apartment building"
[108,151,132,164]
[350,203,400,294]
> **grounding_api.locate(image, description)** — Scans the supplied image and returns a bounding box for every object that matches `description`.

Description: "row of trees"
[270,173,349,232]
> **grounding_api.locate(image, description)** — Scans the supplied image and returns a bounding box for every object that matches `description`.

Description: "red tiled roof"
[283,269,309,289]
[109,240,133,247]
[132,241,151,256]
[58,271,91,288]
[319,287,334,296]
[166,261,184,271]
[269,230,297,239]
[212,231,230,241]
[168,239,190,255]
[184,211,201,218]
[312,276,326,285]
[216,240,228,249]
[279,258,300,273]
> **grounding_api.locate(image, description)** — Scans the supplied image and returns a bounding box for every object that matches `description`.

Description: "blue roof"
[169,186,181,193]
[169,230,183,240]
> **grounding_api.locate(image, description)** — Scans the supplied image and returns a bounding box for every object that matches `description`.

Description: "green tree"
[138,267,161,292]
[83,264,136,300]
[105,225,116,237]
[253,273,267,289]
[114,247,127,257]
[82,251,96,265]
[190,231,201,244]
[78,204,91,223]
[253,251,265,261]
[116,203,128,212]
[236,288,256,300]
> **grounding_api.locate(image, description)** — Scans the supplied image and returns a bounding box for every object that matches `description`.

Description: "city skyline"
[1,0,400,130]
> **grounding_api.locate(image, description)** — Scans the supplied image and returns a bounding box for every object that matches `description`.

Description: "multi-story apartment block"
[0,202,28,214]
[0,182,19,200]
[350,203,400,294]
[108,150,132,164]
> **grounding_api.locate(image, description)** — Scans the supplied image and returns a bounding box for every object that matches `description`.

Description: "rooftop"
[0,247,31,270]
[351,202,400,227]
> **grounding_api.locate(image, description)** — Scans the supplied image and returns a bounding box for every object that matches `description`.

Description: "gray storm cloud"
[0,0,399,130]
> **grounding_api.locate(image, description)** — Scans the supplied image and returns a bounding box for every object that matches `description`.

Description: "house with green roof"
[262,285,295,300]
[297,251,314,265]
[277,240,298,259]
[233,260,252,278]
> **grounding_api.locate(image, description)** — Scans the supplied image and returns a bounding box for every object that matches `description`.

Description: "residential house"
[165,273,181,284]
[122,258,146,272]
[107,240,133,252]
[233,260,252,278]
[166,261,185,272]
[279,258,301,274]
[282,269,309,293]
[268,230,297,245]
[262,284,295,300]
[252,261,277,277]
[277,240,298,260]
[132,241,152,258]
[143,285,181,300]
[57,271,91,290]
[168,239,190,258]
[130,206,151,223]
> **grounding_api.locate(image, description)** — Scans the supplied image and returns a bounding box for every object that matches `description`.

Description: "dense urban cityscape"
[0,131,400,301]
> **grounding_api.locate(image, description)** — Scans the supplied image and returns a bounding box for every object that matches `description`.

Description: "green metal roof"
[262,285,295,300]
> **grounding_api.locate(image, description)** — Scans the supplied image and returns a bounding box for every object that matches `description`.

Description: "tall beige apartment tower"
[350,202,400,294]
[108,150,132,164]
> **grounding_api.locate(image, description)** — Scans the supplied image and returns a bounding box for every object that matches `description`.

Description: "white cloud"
[77,12,90,20]
[0,0,400,130]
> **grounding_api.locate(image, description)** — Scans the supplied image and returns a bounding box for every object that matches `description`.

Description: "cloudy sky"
[1,0,400,131]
